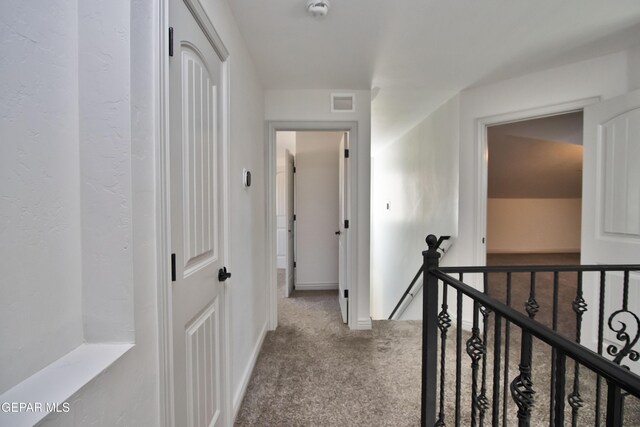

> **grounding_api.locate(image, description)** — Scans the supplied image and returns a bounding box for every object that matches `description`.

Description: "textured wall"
[78,0,134,343]
[0,0,84,393]
[370,95,459,320]
[200,0,268,417]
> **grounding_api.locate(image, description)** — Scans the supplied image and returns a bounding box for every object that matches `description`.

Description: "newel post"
[422,234,441,427]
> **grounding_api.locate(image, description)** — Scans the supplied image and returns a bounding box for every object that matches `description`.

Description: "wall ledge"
[0,343,133,427]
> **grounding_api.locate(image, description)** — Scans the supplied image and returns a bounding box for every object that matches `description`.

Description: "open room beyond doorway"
[270,126,355,329]
[486,111,584,267]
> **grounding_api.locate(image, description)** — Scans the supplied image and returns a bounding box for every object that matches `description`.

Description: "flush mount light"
[307,0,330,17]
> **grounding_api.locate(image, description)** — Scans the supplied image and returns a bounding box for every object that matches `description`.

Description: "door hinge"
[171,253,176,282]
[293,214,297,221]
[168,27,174,57]
[293,166,296,173]
[293,261,297,268]
[344,289,349,298]
[344,219,349,229]
[482,237,485,244]
[344,149,350,158]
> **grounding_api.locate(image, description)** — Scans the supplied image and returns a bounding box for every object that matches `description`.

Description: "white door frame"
[473,97,600,266]
[157,1,232,425]
[266,121,359,330]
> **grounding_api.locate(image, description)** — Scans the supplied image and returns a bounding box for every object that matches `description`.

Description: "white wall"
[295,132,341,289]
[79,0,134,343]
[455,51,632,272]
[265,89,372,329]
[629,44,640,91]
[487,198,581,253]
[370,96,460,320]
[0,0,84,393]
[200,0,268,417]
[34,0,161,425]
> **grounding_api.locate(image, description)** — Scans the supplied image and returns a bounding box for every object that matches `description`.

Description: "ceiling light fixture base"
[307,0,330,17]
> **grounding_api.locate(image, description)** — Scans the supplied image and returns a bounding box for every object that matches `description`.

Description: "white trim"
[295,282,339,291]
[356,318,372,330]
[473,97,600,267]
[157,0,174,425]
[0,344,133,427]
[157,1,231,426]
[232,322,268,421]
[266,121,359,331]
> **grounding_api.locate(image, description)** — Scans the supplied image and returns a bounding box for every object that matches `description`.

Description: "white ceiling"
[227,0,640,151]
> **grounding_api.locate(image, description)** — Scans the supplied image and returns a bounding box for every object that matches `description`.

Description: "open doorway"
[272,130,351,325]
[486,111,584,266]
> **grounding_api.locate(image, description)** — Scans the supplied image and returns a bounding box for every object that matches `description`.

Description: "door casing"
[474,97,600,267]
[266,122,358,330]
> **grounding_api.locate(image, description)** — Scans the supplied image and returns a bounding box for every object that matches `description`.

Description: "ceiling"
[488,114,584,198]
[227,1,640,152]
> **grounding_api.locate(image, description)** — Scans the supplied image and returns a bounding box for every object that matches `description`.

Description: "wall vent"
[331,93,355,113]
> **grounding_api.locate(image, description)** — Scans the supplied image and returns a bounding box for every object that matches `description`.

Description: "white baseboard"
[355,317,372,330]
[295,282,338,291]
[232,321,267,421]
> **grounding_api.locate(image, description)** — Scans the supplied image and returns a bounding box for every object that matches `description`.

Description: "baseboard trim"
[295,282,338,291]
[487,250,580,255]
[356,317,372,330]
[232,321,268,421]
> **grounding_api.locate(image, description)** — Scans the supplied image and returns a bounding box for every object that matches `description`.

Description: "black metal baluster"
[492,313,502,427]
[595,271,605,427]
[568,272,586,427]
[622,270,629,311]
[467,301,484,427]
[510,329,535,427]
[455,276,463,427]
[549,271,559,426]
[525,272,539,320]
[503,272,512,427]
[553,351,567,426]
[479,274,490,426]
[436,283,452,426]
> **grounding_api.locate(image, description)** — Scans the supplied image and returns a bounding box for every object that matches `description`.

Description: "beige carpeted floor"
[235,257,640,426]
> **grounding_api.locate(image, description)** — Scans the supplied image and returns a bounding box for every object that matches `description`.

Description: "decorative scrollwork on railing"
[567,391,584,410]
[510,367,535,422]
[437,309,451,333]
[572,295,588,316]
[525,297,539,319]
[477,393,489,412]
[466,329,484,363]
[606,309,640,366]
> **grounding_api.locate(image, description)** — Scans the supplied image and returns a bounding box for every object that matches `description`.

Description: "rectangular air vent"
[331,93,355,113]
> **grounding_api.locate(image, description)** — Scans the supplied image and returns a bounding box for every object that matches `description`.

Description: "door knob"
[218,267,232,282]
[335,230,341,235]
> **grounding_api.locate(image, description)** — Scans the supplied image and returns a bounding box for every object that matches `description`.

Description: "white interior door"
[581,89,640,373]
[169,1,227,425]
[337,133,348,323]
[285,150,295,297]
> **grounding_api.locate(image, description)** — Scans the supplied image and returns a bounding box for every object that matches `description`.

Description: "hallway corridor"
[234,271,422,426]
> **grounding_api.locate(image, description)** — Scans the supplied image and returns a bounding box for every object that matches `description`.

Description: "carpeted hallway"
[234,270,422,426]
[235,260,640,426]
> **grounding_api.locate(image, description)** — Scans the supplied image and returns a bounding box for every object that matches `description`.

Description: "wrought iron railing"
[420,234,640,427]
